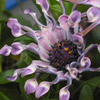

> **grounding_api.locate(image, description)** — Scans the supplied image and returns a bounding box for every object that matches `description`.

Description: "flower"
[1,0,100,100]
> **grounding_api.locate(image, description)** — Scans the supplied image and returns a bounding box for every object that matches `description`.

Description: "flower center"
[48,40,79,71]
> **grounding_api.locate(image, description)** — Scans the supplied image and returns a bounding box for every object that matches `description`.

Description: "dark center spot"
[48,40,79,71]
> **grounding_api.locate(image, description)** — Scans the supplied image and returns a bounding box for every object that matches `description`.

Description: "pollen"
[58,43,61,47]
[50,49,53,51]
[64,48,69,51]
[68,51,72,55]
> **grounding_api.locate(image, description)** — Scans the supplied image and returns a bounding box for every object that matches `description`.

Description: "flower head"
[1,0,100,100]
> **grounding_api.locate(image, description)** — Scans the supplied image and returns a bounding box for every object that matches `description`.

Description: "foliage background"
[0,0,100,100]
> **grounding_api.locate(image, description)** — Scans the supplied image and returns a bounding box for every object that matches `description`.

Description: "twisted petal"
[87,0,100,8]
[87,7,100,22]
[11,23,22,37]
[0,45,11,56]
[49,71,66,85]
[24,78,38,94]
[36,0,49,14]
[8,17,40,41]
[7,18,25,37]
[69,68,78,79]
[11,42,39,55]
[24,8,31,14]
[8,18,38,39]
[24,10,45,28]
[8,60,49,80]
[7,18,18,28]
[22,60,49,77]
[58,14,68,30]
[65,0,88,4]
[35,81,50,98]
[59,88,70,100]
[57,71,66,81]
[39,66,57,75]
[6,69,23,81]
[70,62,78,68]
[21,62,37,77]
[11,42,26,55]
[87,67,100,72]
[72,34,84,49]
[79,56,91,73]
[66,65,78,79]
[26,43,39,55]
[58,14,68,24]
[68,11,81,27]
[59,75,72,100]
[81,44,98,56]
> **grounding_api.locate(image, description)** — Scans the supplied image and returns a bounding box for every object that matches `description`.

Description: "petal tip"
[24,9,31,14]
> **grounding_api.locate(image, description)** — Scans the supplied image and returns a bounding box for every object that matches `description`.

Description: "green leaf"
[17,52,32,68]
[0,69,19,84]
[50,4,62,20]
[49,0,57,5]
[91,25,100,43]
[0,92,10,100]
[79,85,93,100]
[14,36,36,44]
[77,4,89,13]
[0,83,24,100]
[64,2,73,15]
[39,73,49,81]
[86,76,100,91]
[50,2,73,20]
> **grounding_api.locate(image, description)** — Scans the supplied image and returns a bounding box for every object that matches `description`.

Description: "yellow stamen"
[58,43,61,47]
[64,48,69,51]
[68,51,72,55]
[50,49,53,51]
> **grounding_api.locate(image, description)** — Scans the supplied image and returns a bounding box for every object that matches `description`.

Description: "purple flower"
[1,0,100,100]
